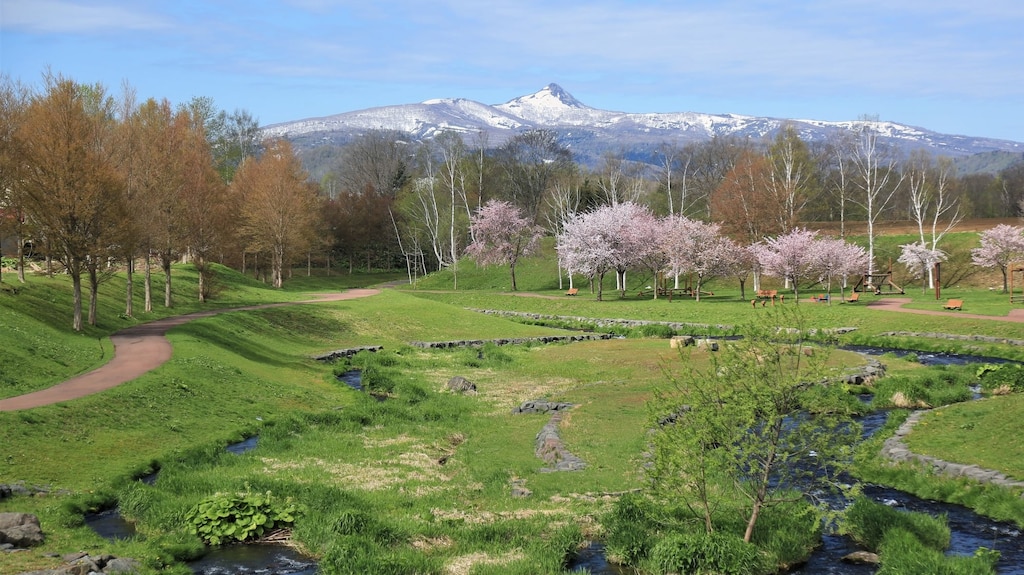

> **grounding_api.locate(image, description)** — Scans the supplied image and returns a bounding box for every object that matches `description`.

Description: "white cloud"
[1,0,171,33]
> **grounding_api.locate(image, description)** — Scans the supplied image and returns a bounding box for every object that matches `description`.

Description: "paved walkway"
[0,289,380,412]
[865,297,1024,322]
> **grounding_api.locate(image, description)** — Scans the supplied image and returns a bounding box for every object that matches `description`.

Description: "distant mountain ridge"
[263,83,1024,169]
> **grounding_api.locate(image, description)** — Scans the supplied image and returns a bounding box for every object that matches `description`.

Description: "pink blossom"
[465,200,542,290]
[971,224,1024,292]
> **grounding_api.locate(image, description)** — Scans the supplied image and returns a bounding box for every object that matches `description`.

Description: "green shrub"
[185,489,302,545]
[877,528,997,575]
[603,493,659,564]
[746,501,821,568]
[979,364,1024,393]
[844,497,950,552]
[647,531,767,575]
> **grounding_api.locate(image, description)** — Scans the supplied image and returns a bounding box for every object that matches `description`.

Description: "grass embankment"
[0,265,403,399]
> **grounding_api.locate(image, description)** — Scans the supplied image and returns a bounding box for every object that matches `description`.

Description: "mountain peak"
[495,83,591,122]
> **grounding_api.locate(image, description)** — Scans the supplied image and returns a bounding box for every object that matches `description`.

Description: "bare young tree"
[849,118,904,276]
[497,129,572,223]
[764,125,817,232]
[905,152,962,288]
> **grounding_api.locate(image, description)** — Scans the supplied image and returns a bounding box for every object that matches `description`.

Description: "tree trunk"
[88,264,99,326]
[163,256,173,308]
[71,269,83,332]
[125,257,134,318]
[16,234,25,283]
[144,254,152,313]
[509,262,517,291]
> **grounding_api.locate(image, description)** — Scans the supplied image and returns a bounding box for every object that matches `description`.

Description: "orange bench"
[943,298,963,310]
[566,288,578,296]
[847,292,860,303]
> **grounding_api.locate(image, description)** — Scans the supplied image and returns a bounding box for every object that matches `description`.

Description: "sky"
[2,0,1023,142]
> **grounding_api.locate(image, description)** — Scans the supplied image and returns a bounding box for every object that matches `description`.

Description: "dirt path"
[865,297,1024,323]
[0,289,380,412]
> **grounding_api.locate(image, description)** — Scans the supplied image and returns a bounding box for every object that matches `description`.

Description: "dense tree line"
[325,122,1023,291]
[0,73,319,330]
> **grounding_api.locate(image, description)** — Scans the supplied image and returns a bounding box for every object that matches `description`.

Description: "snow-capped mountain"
[262,83,1023,167]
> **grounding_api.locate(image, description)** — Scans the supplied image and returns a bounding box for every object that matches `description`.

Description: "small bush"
[979,364,1024,393]
[647,531,767,575]
[185,489,302,545]
[844,497,950,552]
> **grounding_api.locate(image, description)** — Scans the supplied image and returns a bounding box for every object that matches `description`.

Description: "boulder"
[446,376,477,394]
[0,513,43,547]
[841,551,880,565]
[669,335,694,349]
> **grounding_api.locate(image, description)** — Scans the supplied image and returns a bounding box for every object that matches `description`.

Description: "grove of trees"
[4,70,1024,330]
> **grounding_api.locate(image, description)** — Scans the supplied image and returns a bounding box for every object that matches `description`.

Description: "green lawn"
[2,251,1023,574]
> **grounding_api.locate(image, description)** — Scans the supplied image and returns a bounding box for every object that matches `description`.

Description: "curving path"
[0,289,380,412]
[865,297,1024,323]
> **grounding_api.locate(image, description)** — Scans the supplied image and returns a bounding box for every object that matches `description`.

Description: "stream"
[85,351,1024,574]
[569,347,1024,574]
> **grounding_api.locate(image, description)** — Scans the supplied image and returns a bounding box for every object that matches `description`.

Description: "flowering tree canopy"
[556,203,653,300]
[465,200,542,291]
[662,216,736,301]
[807,237,869,302]
[898,241,946,289]
[758,228,819,302]
[970,224,1024,292]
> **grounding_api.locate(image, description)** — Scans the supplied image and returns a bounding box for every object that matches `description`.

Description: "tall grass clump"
[844,497,950,551]
[646,531,767,575]
[871,365,976,408]
[877,529,998,575]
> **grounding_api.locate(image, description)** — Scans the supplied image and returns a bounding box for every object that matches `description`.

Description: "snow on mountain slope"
[262,83,1023,162]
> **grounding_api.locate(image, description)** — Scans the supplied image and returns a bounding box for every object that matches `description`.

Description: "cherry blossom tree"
[608,202,660,297]
[662,216,735,302]
[808,237,869,303]
[556,204,640,300]
[898,241,946,291]
[557,211,608,297]
[758,228,819,303]
[970,224,1024,293]
[465,199,541,291]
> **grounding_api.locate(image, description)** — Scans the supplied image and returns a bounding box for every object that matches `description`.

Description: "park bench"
[811,293,829,303]
[566,288,578,296]
[847,292,860,303]
[753,289,778,307]
[943,298,963,310]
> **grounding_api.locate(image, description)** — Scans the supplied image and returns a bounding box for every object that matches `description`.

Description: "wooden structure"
[565,288,579,296]
[943,299,963,310]
[636,272,713,299]
[852,264,904,295]
[1011,263,1024,304]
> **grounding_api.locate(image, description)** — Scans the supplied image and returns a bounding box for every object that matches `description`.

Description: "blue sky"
[2,0,1022,141]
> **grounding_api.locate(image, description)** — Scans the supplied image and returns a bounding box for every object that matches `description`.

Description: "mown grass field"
[1,232,1023,574]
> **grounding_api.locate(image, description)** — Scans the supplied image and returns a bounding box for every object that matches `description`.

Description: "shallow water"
[84,508,136,540]
[335,369,363,391]
[188,544,317,575]
[225,436,259,454]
